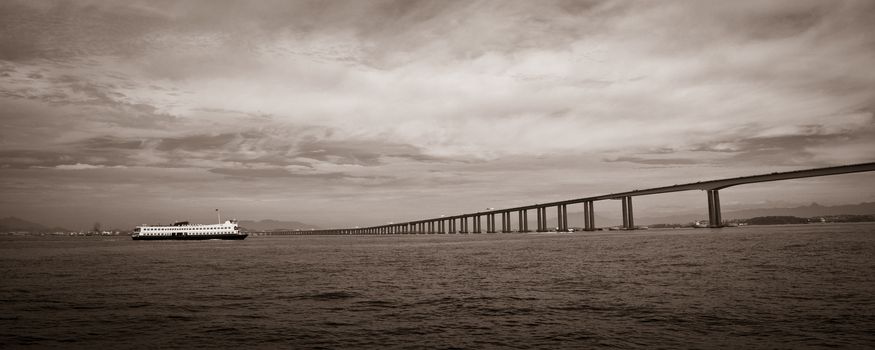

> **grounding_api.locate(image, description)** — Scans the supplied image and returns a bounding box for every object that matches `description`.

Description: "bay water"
[2,223,873,348]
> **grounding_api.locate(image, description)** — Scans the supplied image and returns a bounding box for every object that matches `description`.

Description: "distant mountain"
[723,202,875,220]
[238,219,320,232]
[0,216,70,233]
[635,202,875,225]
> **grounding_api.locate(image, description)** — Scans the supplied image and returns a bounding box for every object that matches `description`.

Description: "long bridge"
[271,162,875,235]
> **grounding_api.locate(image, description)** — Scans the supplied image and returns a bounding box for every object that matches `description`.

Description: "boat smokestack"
[216,208,221,223]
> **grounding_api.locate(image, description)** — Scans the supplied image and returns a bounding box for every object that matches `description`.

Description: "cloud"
[54,163,125,170]
[1,0,874,228]
[605,157,699,166]
[208,167,344,179]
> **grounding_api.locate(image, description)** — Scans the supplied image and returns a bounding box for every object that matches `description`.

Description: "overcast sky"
[1,0,874,230]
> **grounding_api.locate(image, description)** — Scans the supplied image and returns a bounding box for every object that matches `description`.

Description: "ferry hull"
[132,234,248,241]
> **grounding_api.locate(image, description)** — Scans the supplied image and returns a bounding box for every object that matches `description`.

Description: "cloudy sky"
[1,0,874,230]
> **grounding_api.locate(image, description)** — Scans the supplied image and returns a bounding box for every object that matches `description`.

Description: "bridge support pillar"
[536,207,542,232]
[474,215,482,233]
[487,214,496,233]
[621,196,635,230]
[707,190,723,228]
[557,204,568,232]
[584,201,595,231]
[524,210,529,232]
[536,207,546,232]
[518,210,526,232]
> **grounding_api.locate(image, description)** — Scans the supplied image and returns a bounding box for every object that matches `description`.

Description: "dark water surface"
[2,223,874,349]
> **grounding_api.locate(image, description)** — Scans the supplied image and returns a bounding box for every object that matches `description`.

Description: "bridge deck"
[418,162,875,221]
[304,161,875,233]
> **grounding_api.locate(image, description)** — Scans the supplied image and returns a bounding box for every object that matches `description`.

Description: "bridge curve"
[298,161,875,234]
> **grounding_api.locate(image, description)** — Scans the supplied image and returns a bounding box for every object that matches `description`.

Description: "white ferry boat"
[131,220,247,241]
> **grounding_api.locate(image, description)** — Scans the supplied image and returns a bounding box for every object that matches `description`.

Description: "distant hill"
[238,219,320,232]
[635,202,875,225]
[723,202,875,220]
[0,216,70,233]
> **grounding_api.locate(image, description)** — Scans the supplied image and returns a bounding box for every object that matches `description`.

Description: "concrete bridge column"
[621,196,635,230]
[472,215,481,233]
[487,214,496,233]
[588,201,595,230]
[535,207,547,232]
[544,207,550,231]
[518,210,523,232]
[520,209,528,232]
[557,204,568,232]
[439,219,445,234]
[536,207,543,232]
[460,217,467,233]
[583,201,593,231]
[542,207,549,231]
[707,190,723,228]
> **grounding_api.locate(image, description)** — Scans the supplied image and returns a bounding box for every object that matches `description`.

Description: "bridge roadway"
[284,162,875,235]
